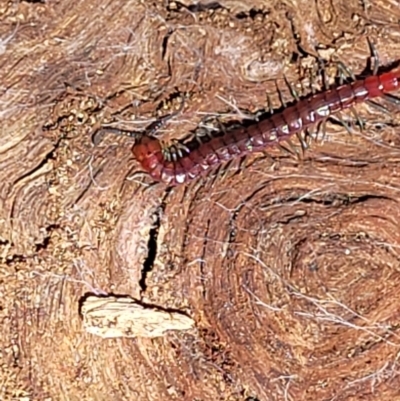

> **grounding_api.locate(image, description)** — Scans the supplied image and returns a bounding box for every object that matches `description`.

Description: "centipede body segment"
[131,66,400,186]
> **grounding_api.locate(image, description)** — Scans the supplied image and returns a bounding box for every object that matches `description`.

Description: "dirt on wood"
[2,0,400,400]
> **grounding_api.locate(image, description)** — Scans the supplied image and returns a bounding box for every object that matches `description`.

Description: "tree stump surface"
[2,1,400,400]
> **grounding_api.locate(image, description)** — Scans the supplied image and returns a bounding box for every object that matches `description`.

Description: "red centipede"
[129,46,400,186]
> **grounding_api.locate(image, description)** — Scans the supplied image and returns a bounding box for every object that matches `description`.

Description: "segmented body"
[132,69,400,186]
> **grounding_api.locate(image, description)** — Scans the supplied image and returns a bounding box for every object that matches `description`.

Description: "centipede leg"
[193,117,219,144]
[261,150,275,162]
[335,60,367,136]
[276,81,287,108]
[284,75,300,101]
[278,78,306,156]
[284,78,309,153]
[296,132,309,154]
[366,99,391,114]
[127,169,159,191]
[278,139,299,157]
[383,93,400,106]
[319,59,330,90]
[367,37,379,75]
[337,61,356,84]
[277,143,292,155]
[93,96,186,146]
[267,92,274,114]
[317,120,328,143]
[308,64,318,95]
[331,113,354,136]
[349,106,365,131]
[162,139,190,162]
[255,93,274,121]
[305,127,318,143]
[212,158,235,184]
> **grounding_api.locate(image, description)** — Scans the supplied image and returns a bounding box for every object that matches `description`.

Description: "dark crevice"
[169,1,223,13]
[272,194,392,225]
[287,193,391,206]
[4,254,27,265]
[285,11,316,58]
[78,292,191,318]
[35,224,60,252]
[261,193,391,211]
[4,223,60,265]
[161,28,174,60]
[155,89,184,114]
[343,194,393,204]
[139,216,159,292]
[200,219,210,299]
[226,206,240,258]
[139,189,171,293]
[236,8,268,20]
[10,135,63,222]
[138,214,160,292]
[12,139,60,189]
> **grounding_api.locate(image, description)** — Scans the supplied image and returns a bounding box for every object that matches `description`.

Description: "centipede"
[102,40,400,186]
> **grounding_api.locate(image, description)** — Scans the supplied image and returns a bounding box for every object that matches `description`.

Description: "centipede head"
[131,136,162,163]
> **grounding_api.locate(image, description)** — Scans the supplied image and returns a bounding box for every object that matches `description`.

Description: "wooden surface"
[2,1,400,400]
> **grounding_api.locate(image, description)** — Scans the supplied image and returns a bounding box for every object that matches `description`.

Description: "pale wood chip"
[81,296,195,338]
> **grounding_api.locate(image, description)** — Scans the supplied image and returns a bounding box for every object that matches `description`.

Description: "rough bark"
[2,0,400,400]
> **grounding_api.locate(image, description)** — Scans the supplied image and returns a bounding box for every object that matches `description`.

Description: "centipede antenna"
[91,126,142,146]
[148,97,186,136]
[367,37,379,76]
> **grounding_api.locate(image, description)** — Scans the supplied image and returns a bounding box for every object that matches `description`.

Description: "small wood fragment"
[81,296,195,338]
